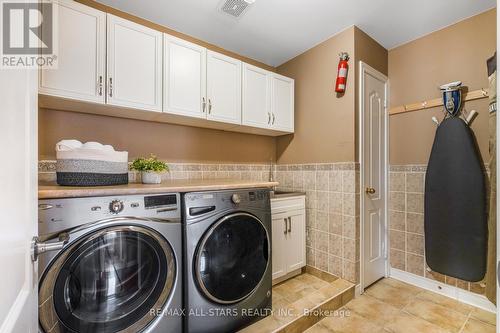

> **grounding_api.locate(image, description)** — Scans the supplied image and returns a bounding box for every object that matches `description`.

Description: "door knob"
[365,187,376,194]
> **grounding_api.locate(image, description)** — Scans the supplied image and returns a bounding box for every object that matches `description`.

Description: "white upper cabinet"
[242,64,271,129]
[107,14,162,112]
[39,0,106,103]
[37,2,294,135]
[206,51,242,125]
[271,73,294,132]
[164,34,207,119]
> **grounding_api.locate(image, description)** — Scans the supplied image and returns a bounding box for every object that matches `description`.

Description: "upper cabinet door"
[39,0,106,103]
[107,14,162,112]
[271,74,294,132]
[206,51,242,125]
[242,63,271,129]
[164,34,207,118]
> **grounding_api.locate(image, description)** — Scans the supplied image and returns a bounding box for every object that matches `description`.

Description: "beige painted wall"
[39,109,276,163]
[276,26,388,164]
[389,9,496,165]
[276,27,356,164]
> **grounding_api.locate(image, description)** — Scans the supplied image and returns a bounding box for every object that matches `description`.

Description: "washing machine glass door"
[39,225,176,333]
[196,212,269,304]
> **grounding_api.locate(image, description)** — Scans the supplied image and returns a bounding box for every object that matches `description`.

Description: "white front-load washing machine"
[37,193,183,333]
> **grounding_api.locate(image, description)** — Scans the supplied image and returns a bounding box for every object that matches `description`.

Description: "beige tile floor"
[240,272,354,332]
[305,278,496,333]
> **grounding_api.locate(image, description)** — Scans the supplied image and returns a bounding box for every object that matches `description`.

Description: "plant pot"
[141,171,163,184]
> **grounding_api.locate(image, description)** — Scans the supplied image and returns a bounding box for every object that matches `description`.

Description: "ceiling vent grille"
[219,0,254,18]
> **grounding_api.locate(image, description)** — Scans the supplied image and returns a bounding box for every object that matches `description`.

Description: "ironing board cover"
[424,117,487,281]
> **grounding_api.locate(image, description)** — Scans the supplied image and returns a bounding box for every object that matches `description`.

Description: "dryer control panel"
[39,193,181,237]
[184,188,270,220]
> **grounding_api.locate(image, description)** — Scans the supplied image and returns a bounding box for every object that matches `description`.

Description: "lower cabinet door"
[286,211,306,272]
[272,213,288,280]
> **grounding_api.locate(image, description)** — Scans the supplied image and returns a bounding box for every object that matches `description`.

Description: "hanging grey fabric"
[424,82,488,282]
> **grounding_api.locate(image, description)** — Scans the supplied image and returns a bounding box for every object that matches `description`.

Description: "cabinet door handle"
[268,112,271,124]
[109,77,113,98]
[283,218,287,234]
[287,217,291,233]
[98,75,103,96]
[208,99,212,114]
[272,113,275,125]
[202,97,206,113]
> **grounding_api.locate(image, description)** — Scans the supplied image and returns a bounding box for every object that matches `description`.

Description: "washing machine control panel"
[38,193,181,237]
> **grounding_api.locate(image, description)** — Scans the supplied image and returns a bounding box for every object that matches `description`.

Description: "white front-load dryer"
[37,193,183,333]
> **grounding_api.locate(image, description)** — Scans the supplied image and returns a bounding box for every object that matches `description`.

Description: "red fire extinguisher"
[335,52,349,93]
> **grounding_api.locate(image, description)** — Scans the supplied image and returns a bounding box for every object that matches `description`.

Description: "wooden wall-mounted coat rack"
[389,88,489,116]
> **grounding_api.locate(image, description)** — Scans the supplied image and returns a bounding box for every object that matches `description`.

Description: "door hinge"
[31,233,70,262]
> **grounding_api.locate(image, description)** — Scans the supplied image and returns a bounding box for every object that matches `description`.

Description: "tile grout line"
[458,313,472,333]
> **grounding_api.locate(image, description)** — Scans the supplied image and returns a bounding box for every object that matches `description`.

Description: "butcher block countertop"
[39,179,279,199]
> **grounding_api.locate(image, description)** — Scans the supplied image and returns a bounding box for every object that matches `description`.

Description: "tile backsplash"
[39,160,273,183]
[39,160,361,284]
[389,165,487,296]
[275,163,360,284]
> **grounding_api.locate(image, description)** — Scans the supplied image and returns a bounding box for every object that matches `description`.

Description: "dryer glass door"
[196,212,269,304]
[39,225,176,333]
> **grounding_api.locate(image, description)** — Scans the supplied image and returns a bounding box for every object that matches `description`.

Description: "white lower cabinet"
[271,196,306,281]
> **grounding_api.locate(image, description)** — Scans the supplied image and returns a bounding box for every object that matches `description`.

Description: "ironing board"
[424,117,487,282]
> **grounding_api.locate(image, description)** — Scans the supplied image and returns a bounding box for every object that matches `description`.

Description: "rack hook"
[431,116,439,126]
[465,110,478,125]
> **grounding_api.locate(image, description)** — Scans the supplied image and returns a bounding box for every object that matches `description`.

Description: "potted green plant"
[130,155,169,184]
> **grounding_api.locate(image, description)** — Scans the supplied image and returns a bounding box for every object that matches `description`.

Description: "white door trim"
[359,61,389,294]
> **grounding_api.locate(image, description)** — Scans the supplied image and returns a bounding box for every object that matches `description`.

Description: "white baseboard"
[389,268,496,313]
[355,284,362,297]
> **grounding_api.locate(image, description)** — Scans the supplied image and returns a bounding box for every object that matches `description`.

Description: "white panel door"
[107,14,162,111]
[286,211,306,272]
[207,51,242,124]
[164,34,207,118]
[272,213,288,280]
[0,69,38,331]
[39,0,106,103]
[271,74,294,132]
[361,63,388,289]
[242,63,271,129]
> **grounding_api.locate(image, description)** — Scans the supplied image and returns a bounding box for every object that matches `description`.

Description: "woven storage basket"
[56,141,128,186]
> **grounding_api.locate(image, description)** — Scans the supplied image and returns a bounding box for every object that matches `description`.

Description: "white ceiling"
[96,0,496,67]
